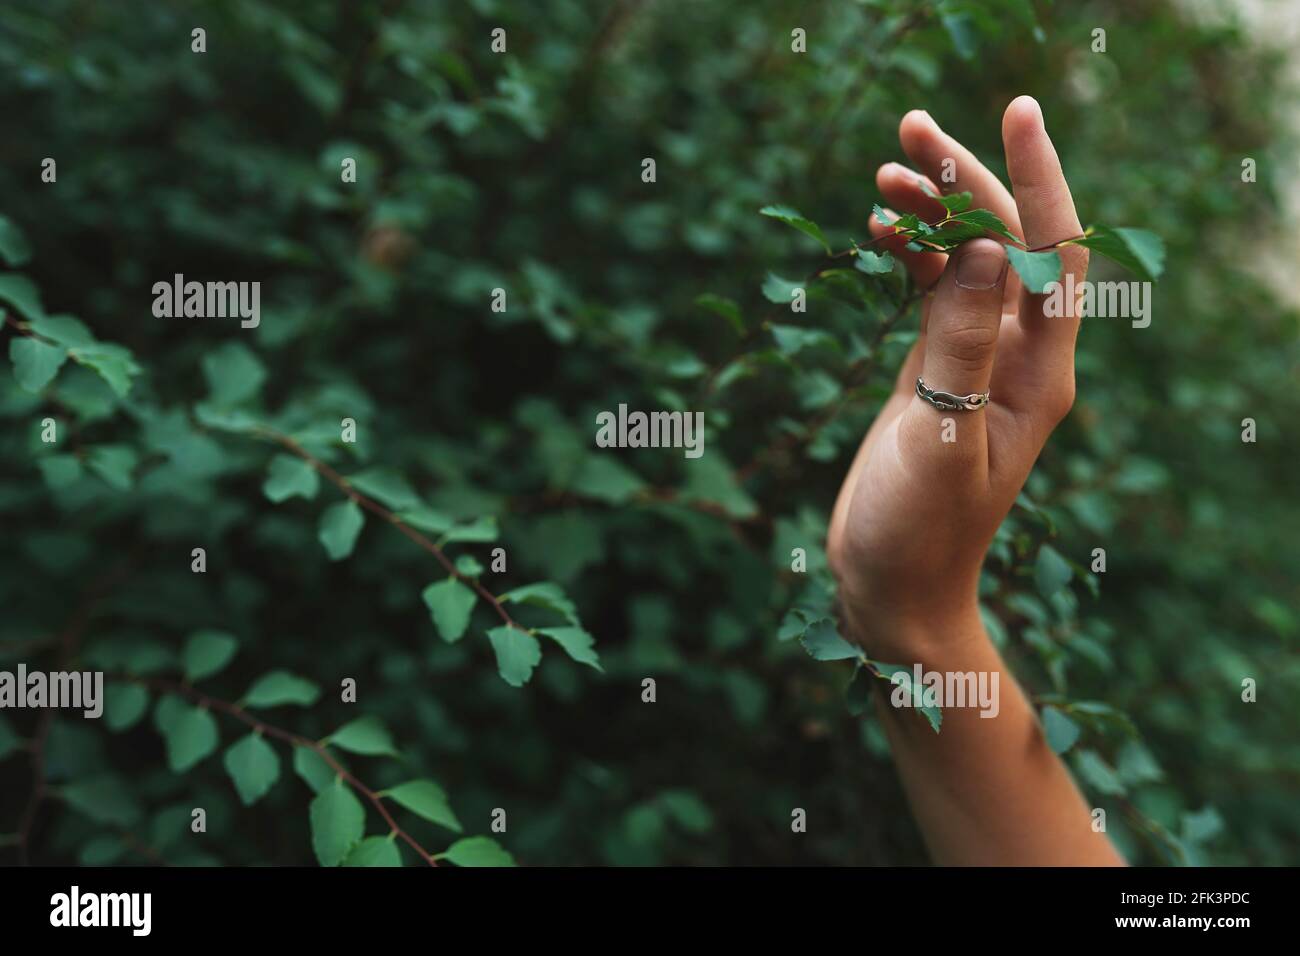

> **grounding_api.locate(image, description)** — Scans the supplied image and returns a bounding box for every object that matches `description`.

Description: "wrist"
[837,584,987,663]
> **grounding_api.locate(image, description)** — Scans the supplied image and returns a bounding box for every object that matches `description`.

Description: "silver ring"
[915,376,989,412]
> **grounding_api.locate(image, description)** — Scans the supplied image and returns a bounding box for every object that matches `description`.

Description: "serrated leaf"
[10,337,67,392]
[798,618,860,661]
[60,775,140,827]
[421,577,477,642]
[318,500,364,560]
[223,732,281,805]
[538,626,602,671]
[759,204,832,254]
[499,581,579,625]
[854,250,895,275]
[384,780,462,832]
[26,314,94,347]
[441,835,515,867]
[1007,246,1062,294]
[309,778,366,866]
[263,454,320,503]
[694,293,745,335]
[182,630,239,682]
[1074,225,1165,282]
[69,344,140,398]
[328,716,399,757]
[487,626,542,687]
[243,670,321,709]
[873,663,943,733]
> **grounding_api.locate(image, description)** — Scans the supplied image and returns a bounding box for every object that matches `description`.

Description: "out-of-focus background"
[1,0,1297,866]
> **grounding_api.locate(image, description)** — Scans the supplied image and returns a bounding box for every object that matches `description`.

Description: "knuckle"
[935,321,998,371]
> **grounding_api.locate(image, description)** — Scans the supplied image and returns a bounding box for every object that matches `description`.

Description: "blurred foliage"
[1,0,1297,866]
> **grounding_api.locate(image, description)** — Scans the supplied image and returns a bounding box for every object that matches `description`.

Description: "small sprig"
[868,182,1166,292]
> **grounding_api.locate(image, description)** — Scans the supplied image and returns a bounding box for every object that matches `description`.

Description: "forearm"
[846,601,1125,866]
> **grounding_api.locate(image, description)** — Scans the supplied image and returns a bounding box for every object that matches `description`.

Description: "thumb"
[901,238,1007,471]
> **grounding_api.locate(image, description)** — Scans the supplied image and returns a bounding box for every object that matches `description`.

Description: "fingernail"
[955,248,1007,289]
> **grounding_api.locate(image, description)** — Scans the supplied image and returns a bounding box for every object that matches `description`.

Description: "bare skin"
[826,96,1124,866]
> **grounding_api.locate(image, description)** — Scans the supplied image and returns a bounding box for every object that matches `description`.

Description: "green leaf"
[778,608,809,642]
[346,468,421,510]
[798,618,860,661]
[1006,246,1062,294]
[1074,225,1165,282]
[223,732,282,805]
[421,577,478,642]
[873,663,943,733]
[1073,748,1127,796]
[328,716,399,757]
[694,293,745,335]
[162,703,220,772]
[25,314,94,347]
[343,835,403,866]
[69,343,141,398]
[60,775,140,827]
[182,630,239,682]
[1035,544,1073,598]
[951,208,1022,244]
[37,454,83,490]
[499,581,579,625]
[769,324,837,356]
[854,250,895,275]
[538,626,603,671]
[0,215,32,267]
[845,663,873,716]
[571,456,646,504]
[384,780,462,832]
[396,505,454,534]
[201,342,267,406]
[440,835,515,867]
[293,745,336,794]
[487,626,543,687]
[263,454,320,503]
[439,515,498,543]
[759,204,832,254]
[0,273,46,319]
[309,778,366,866]
[318,500,364,560]
[761,272,804,305]
[103,684,150,733]
[9,337,67,392]
[243,670,321,709]
[86,445,137,490]
[1041,705,1082,755]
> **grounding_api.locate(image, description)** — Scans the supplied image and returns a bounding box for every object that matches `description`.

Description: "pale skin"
[826,96,1125,865]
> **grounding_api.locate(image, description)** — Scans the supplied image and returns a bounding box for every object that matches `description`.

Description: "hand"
[827,96,1089,657]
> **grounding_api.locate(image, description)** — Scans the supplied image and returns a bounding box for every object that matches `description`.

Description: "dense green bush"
[1,0,1296,866]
